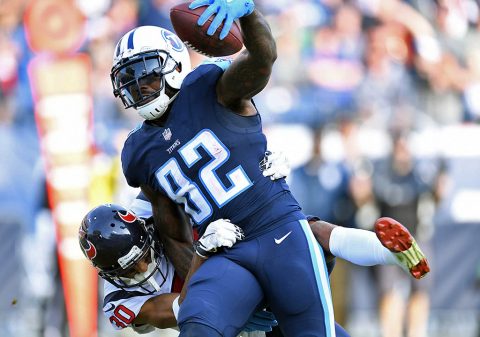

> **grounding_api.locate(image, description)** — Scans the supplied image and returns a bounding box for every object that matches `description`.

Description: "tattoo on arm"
[141,185,194,279]
[217,9,277,112]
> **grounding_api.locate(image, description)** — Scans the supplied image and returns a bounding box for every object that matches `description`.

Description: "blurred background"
[1,0,480,336]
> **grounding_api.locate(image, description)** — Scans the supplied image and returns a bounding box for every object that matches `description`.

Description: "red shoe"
[374,217,430,279]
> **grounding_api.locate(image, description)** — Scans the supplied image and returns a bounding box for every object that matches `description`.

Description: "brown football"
[170,2,243,57]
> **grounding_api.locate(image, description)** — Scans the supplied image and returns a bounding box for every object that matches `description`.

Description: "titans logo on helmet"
[161,29,184,52]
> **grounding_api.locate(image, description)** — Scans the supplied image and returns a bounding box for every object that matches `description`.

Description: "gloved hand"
[189,0,255,40]
[194,219,244,258]
[259,151,291,180]
[242,309,278,332]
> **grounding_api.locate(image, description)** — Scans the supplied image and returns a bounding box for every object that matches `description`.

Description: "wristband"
[172,295,180,321]
[193,241,213,259]
[306,215,322,222]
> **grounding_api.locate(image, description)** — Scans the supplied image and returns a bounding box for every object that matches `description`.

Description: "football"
[170,2,244,57]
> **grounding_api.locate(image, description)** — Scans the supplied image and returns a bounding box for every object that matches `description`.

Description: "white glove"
[259,151,291,180]
[194,219,244,258]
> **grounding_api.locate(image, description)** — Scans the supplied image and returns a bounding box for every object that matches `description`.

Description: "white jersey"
[102,252,175,332]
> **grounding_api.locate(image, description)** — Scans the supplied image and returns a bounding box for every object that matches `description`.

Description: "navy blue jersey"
[122,62,303,236]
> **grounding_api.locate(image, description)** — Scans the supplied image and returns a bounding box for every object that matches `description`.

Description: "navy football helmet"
[79,204,168,293]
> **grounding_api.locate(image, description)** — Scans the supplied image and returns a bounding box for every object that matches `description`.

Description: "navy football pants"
[178,219,337,337]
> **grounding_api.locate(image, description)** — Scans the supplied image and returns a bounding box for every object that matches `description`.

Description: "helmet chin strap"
[157,91,179,113]
[133,260,161,291]
[139,91,180,120]
[122,249,162,291]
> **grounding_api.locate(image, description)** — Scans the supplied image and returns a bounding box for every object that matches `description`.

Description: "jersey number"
[155,129,252,224]
[109,305,135,328]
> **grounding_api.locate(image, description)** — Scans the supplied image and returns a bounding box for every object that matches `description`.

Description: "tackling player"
[79,204,277,334]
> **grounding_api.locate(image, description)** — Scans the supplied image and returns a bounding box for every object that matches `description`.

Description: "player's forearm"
[141,185,195,278]
[309,220,336,262]
[179,254,205,304]
[135,293,179,329]
[134,254,205,330]
[218,9,276,106]
[163,238,194,279]
[239,9,276,65]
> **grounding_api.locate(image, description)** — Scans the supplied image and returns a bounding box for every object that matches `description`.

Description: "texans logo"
[118,210,137,223]
[83,240,97,260]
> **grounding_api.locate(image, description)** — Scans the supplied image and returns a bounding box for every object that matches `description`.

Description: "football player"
[79,204,278,334]
[111,3,429,336]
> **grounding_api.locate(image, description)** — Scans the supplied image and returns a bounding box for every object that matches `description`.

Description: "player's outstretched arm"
[216,8,277,114]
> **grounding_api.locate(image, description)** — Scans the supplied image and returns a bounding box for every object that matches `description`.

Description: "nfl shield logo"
[162,128,172,141]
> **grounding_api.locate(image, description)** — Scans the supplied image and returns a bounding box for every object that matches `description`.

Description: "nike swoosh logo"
[274,231,292,244]
[104,303,115,312]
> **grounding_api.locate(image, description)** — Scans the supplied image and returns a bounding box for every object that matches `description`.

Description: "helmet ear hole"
[176,62,182,72]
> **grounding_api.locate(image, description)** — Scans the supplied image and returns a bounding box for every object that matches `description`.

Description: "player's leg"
[178,255,263,337]
[254,219,336,337]
[374,217,430,279]
[310,217,430,279]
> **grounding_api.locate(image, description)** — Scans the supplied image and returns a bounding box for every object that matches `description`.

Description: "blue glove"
[242,309,278,332]
[189,0,255,40]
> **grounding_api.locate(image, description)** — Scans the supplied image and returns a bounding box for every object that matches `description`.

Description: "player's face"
[114,56,164,107]
[120,252,153,278]
[138,74,162,103]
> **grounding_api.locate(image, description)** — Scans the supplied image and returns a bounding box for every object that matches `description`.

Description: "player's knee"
[179,322,222,337]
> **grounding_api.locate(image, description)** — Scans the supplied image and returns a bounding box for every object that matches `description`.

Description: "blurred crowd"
[1,0,480,337]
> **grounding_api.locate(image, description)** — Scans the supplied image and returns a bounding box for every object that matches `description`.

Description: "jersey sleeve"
[121,136,141,188]
[102,283,157,331]
[129,192,153,219]
[200,57,233,71]
[182,60,227,89]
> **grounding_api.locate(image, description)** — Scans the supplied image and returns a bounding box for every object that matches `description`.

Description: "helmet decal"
[114,37,123,58]
[118,245,142,268]
[83,240,97,260]
[161,29,184,52]
[118,210,137,223]
[127,28,136,49]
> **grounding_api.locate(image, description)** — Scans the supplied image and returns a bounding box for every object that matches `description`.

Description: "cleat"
[374,217,430,279]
